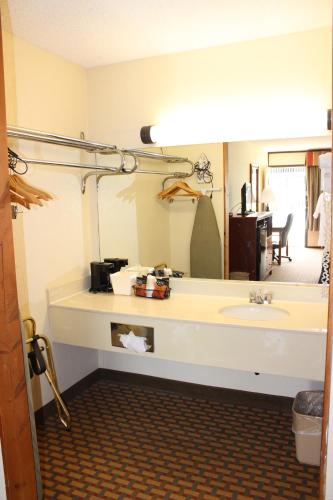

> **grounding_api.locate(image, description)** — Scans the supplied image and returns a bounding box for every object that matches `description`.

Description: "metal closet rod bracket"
[161,159,195,189]
[81,151,136,193]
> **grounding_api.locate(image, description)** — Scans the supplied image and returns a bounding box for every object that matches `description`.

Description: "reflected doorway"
[268,165,307,250]
[266,151,330,283]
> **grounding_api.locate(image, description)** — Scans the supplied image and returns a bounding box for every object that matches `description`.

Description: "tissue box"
[110,271,138,295]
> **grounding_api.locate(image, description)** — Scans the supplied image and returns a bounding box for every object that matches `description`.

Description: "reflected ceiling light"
[140,125,159,144]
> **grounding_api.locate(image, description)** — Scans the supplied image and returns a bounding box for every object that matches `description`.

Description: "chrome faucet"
[249,289,272,304]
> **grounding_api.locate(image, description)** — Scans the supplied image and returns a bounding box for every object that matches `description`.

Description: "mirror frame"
[250,163,259,212]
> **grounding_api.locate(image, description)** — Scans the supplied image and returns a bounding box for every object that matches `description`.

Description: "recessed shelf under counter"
[48,279,327,382]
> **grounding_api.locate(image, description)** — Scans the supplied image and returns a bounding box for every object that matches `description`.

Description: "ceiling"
[4,0,332,68]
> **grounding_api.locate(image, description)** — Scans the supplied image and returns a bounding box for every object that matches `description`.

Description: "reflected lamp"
[261,186,276,211]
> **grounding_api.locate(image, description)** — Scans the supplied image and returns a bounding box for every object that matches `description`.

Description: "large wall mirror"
[97,134,330,285]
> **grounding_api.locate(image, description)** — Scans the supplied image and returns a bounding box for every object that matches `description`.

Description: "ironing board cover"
[190,195,222,279]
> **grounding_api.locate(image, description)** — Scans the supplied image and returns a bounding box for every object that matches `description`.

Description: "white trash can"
[292,391,323,466]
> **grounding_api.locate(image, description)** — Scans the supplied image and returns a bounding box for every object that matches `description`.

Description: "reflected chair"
[272,213,294,265]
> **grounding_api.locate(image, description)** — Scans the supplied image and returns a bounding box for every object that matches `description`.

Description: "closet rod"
[123,148,188,163]
[18,158,119,172]
[81,162,194,193]
[7,126,117,153]
[7,126,189,163]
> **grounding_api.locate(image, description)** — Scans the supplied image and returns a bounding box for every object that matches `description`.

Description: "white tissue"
[119,331,149,353]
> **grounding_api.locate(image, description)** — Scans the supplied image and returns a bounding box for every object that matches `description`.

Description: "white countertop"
[50,290,328,334]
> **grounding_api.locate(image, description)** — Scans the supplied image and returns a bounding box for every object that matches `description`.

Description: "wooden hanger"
[11,174,53,201]
[157,180,203,200]
[9,174,53,209]
[9,176,43,206]
[10,191,31,209]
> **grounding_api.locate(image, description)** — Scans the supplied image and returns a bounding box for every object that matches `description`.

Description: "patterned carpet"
[266,246,322,284]
[37,378,319,499]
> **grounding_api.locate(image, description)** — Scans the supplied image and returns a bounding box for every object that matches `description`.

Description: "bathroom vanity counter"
[48,279,327,382]
[49,289,327,334]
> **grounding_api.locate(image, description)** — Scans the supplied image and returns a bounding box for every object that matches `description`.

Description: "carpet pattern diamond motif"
[37,378,319,499]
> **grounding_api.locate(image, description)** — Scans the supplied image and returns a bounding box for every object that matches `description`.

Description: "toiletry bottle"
[146,274,156,298]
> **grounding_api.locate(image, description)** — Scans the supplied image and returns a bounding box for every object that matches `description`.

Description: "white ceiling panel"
[4,0,332,67]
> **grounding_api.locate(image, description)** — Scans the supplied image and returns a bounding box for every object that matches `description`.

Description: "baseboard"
[98,368,294,411]
[35,367,293,424]
[34,369,102,425]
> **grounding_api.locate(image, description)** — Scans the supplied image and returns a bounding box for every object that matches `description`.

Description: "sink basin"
[219,304,289,321]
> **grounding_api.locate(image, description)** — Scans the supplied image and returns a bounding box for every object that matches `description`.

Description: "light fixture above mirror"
[140,125,157,144]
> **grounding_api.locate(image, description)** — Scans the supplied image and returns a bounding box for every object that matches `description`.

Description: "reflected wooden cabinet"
[229,212,273,281]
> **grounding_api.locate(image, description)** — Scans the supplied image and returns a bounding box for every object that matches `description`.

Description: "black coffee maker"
[104,258,128,272]
[89,258,128,293]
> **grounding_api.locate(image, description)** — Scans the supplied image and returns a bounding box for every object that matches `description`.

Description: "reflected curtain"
[306,151,322,232]
[267,166,306,235]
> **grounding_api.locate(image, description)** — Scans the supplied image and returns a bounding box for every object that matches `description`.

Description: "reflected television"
[241,182,253,216]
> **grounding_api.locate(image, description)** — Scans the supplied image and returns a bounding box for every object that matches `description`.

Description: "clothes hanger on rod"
[8,148,53,210]
[11,174,52,201]
[158,153,215,202]
[9,176,43,208]
[157,180,203,201]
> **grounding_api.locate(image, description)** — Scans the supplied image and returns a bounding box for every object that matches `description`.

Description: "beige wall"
[3,31,99,409]
[87,27,331,148]
[97,153,171,266]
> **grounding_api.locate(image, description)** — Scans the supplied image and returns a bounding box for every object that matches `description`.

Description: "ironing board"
[190,195,222,279]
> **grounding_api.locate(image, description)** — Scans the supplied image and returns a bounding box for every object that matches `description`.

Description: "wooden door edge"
[0,11,38,499]
[223,143,229,279]
[319,157,333,500]
[320,305,332,499]
[319,33,333,493]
